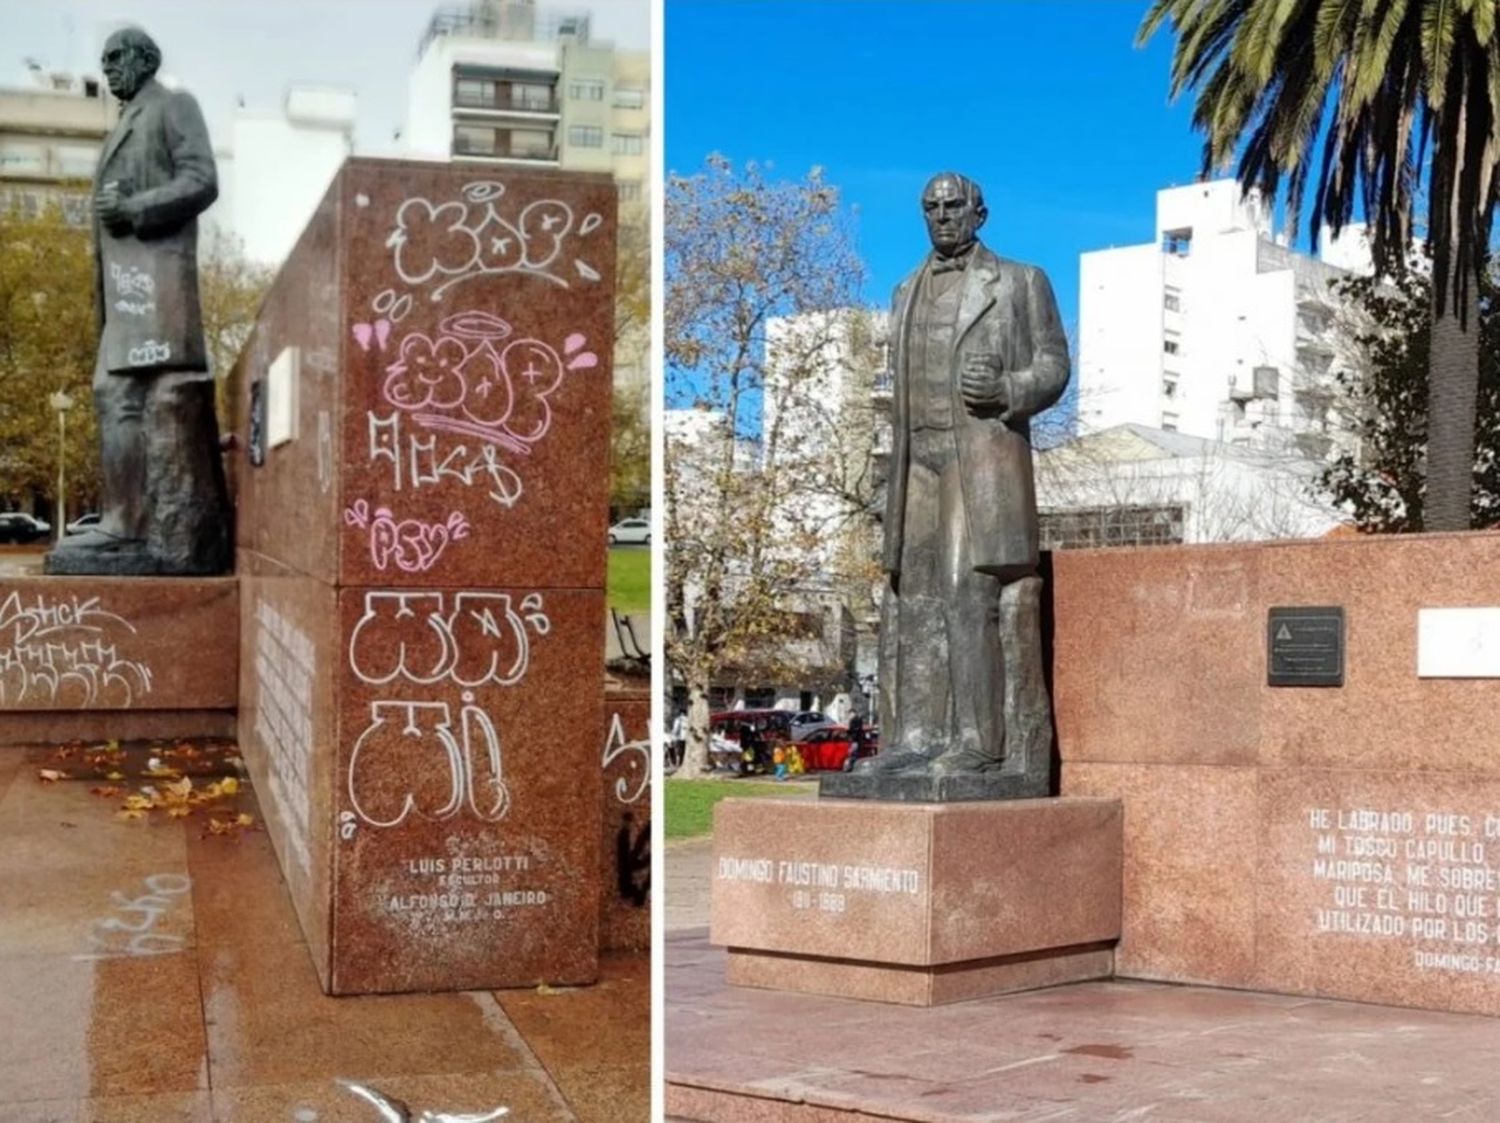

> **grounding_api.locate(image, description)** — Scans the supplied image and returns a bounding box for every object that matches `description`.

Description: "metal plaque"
[1268,606,1344,687]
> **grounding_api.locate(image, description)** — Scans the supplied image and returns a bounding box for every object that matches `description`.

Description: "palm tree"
[1139,0,1500,530]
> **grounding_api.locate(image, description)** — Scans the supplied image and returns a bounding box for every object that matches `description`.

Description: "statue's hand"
[96,184,136,235]
[960,352,1007,414]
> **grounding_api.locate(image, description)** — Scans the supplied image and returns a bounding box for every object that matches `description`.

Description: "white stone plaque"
[1418,608,1500,678]
[267,346,299,448]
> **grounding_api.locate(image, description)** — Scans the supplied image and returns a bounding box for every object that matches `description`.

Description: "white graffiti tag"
[602,713,653,806]
[125,339,172,366]
[347,695,509,829]
[0,591,153,706]
[73,873,191,961]
[347,591,550,688]
[381,179,604,301]
[109,262,155,299]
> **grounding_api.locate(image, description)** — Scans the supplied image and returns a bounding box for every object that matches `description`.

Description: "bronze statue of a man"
[858,172,1069,789]
[46,26,231,577]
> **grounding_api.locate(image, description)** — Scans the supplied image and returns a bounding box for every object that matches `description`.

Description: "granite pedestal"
[0,575,238,745]
[601,682,651,952]
[232,159,617,994]
[711,797,1122,1005]
[1055,532,1500,1017]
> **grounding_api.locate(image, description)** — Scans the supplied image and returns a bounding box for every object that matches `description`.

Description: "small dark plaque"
[1268,606,1344,687]
[248,378,266,467]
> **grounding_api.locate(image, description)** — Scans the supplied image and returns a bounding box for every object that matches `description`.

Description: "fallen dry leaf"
[116,808,146,821]
[36,769,66,783]
[165,777,194,799]
[90,786,122,799]
[166,806,192,819]
[105,771,125,781]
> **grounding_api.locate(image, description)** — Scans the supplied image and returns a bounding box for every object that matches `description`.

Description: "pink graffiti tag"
[344,500,471,573]
[380,311,597,452]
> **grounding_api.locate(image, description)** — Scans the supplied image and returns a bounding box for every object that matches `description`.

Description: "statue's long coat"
[93,77,217,376]
[882,243,1070,577]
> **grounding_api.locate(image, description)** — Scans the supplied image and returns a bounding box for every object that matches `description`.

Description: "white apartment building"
[404,0,649,202]
[1078,179,1372,463]
[212,87,356,267]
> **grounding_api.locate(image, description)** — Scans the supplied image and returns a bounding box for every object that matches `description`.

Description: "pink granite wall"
[1054,531,1500,1015]
[234,159,616,993]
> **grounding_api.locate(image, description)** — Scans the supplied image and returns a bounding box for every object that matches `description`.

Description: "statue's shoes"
[45,531,157,576]
[852,749,932,775]
[48,528,146,555]
[928,748,1003,776]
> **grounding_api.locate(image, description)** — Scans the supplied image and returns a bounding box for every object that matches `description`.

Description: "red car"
[796,725,879,771]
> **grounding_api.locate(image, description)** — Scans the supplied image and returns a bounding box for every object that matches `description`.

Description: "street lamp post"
[49,390,75,542]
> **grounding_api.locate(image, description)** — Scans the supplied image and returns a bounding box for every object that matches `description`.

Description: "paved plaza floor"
[669,903,1500,1121]
[0,746,648,1122]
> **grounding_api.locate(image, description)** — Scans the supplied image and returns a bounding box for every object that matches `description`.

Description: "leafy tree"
[611,201,651,516]
[611,379,650,514]
[1141,0,1500,530]
[1322,252,1500,530]
[665,156,867,777]
[0,196,99,518]
[199,227,274,424]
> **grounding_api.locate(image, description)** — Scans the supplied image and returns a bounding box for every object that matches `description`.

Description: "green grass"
[607,547,650,613]
[665,778,812,839]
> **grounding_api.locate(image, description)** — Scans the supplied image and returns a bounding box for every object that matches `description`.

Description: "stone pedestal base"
[0,576,238,745]
[711,796,1122,1006]
[727,942,1114,1006]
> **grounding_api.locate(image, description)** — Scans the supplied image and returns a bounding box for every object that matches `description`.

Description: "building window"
[1162,377,1178,399]
[1161,412,1179,431]
[618,180,642,202]
[610,132,644,155]
[613,85,645,108]
[1040,505,1185,551]
[454,124,497,155]
[1163,337,1180,356]
[454,77,555,112]
[1163,287,1182,312]
[0,143,46,176]
[455,77,496,106]
[511,82,553,111]
[453,124,554,160]
[569,78,604,100]
[1162,227,1193,255]
[568,125,603,148]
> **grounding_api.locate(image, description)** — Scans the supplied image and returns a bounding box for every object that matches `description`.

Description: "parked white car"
[66,512,101,535]
[608,517,650,545]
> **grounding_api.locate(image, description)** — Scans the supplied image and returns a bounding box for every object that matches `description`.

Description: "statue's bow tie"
[931,256,968,274]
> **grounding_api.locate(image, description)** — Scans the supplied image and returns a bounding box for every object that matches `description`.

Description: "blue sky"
[667,0,1211,338]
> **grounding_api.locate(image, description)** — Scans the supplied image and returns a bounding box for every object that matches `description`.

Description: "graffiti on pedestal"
[0,590,153,707]
[342,591,549,835]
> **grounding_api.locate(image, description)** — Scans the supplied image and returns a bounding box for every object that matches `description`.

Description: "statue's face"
[101,35,153,101]
[922,176,984,256]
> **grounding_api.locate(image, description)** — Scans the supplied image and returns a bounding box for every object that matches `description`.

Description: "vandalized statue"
[822,172,1069,802]
[46,25,231,577]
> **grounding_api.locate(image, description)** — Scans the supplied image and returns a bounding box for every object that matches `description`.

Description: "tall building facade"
[404,0,649,202]
[1078,179,1372,462]
[0,68,117,224]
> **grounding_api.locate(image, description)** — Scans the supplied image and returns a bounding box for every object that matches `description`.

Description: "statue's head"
[921,172,986,258]
[101,26,161,102]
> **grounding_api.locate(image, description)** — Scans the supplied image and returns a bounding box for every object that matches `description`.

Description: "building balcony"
[453,92,560,116]
[872,371,894,400]
[452,138,559,162]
